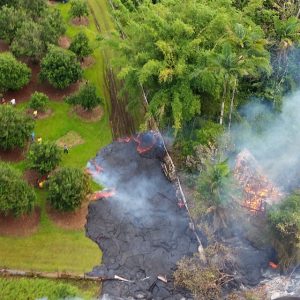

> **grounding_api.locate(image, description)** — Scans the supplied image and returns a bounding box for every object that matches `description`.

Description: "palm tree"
[205,23,271,128]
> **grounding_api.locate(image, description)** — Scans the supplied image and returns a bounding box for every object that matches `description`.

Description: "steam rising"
[232,91,300,190]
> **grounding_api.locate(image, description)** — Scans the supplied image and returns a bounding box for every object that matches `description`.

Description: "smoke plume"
[232,91,300,191]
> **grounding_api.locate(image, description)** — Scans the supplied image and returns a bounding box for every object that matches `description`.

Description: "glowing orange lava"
[90,189,116,201]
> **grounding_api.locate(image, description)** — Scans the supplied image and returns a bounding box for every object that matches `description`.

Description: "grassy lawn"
[0,1,112,274]
[0,277,100,300]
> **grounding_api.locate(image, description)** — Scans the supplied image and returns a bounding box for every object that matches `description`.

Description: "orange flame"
[234,149,282,213]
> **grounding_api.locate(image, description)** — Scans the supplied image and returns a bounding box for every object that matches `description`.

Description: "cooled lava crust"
[86,137,198,299]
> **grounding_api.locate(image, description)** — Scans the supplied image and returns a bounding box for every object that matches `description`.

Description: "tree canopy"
[0,2,66,59]
[69,0,89,20]
[40,46,83,89]
[47,168,91,212]
[28,141,62,175]
[107,0,271,132]
[28,92,49,112]
[10,20,44,60]
[0,105,34,150]
[0,52,31,93]
[69,31,92,60]
[0,162,36,217]
[66,83,102,110]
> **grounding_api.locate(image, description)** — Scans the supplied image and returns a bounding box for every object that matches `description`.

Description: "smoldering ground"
[86,139,198,299]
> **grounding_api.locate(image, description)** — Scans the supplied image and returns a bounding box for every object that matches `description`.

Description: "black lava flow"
[85,133,198,299]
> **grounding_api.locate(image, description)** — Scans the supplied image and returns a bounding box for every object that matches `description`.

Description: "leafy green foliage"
[69,0,89,19]
[19,0,47,19]
[197,159,235,207]
[0,162,36,217]
[267,190,300,267]
[195,121,224,146]
[0,52,31,93]
[40,46,82,89]
[10,20,44,60]
[0,105,34,150]
[0,0,20,7]
[69,31,92,60]
[0,278,82,300]
[28,141,62,174]
[66,83,102,110]
[0,5,27,43]
[40,8,66,45]
[0,2,66,59]
[108,0,271,132]
[28,92,49,112]
[47,167,91,212]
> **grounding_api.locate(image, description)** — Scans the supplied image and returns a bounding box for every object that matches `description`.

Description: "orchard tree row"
[0,0,93,91]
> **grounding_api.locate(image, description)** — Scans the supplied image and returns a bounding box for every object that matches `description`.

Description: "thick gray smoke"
[232,91,300,190]
[86,141,171,223]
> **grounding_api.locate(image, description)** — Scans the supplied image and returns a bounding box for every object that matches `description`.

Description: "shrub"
[0,162,36,216]
[174,254,223,300]
[195,121,224,146]
[69,0,89,20]
[196,159,235,208]
[0,52,31,92]
[47,167,91,212]
[66,83,102,110]
[28,92,49,112]
[40,46,82,89]
[267,190,300,268]
[69,31,92,60]
[28,141,61,174]
[0,105,34,150]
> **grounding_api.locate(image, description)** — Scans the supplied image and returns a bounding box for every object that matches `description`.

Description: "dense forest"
[107,0,300,133]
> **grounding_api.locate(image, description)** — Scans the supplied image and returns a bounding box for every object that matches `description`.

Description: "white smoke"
[232,90,300,190]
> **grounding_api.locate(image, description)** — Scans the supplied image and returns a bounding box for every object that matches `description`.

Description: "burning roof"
[234,149,283,213]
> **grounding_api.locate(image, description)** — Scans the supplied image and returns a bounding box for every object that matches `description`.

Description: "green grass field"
[0,1,113,275]
[0,277,99,300]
